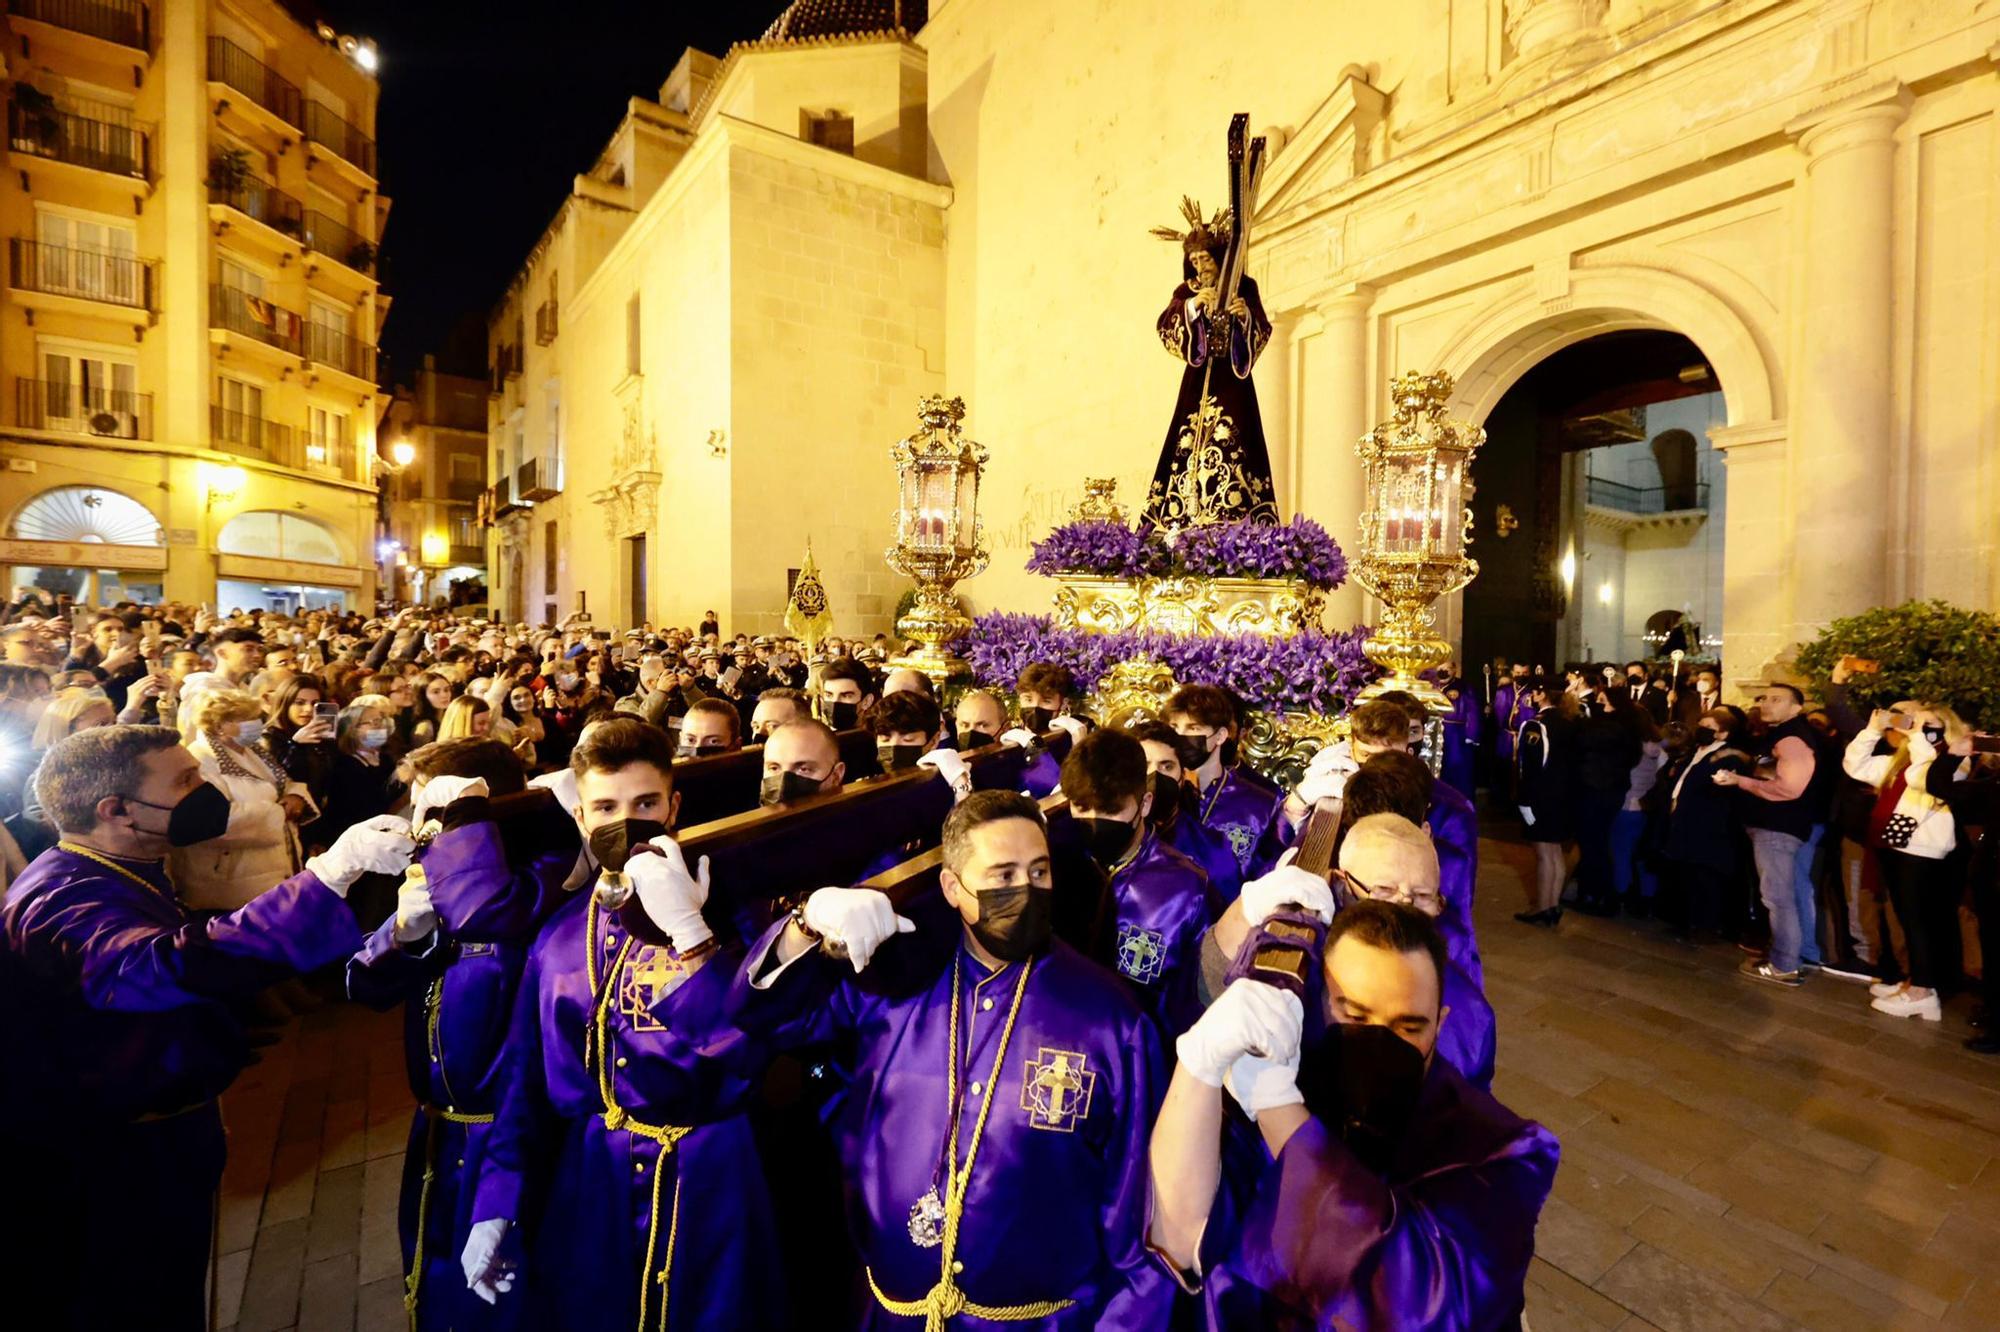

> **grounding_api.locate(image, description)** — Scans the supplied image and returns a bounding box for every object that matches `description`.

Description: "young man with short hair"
[1063,728,1222,1035]
[678,697,741,759]
[1130,718,1243,901]
[750,686,810,742]
[1168,684,1284,879]
[465,717,784,1329]
[818,657,877,730]
[869,690,944,772]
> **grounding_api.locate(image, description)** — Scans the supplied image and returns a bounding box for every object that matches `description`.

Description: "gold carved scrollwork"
[1239,709,1348,792]
[1051,574,1323,639]
[1092,659,1181,730]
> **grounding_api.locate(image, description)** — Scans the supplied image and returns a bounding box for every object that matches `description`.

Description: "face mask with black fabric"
[1020,706,1055,734]
[1146,772,1185,828]
[759,770,824,808]
[1074,813,1141,868]
[1295,1020,1431,1175]
[678,741,727,760]
[876,742,926,773]
[124,779,232,847]
[1173,733,1213,772]
[965,882,1053,962]
[956,722,997,751]
[825,700,859,731]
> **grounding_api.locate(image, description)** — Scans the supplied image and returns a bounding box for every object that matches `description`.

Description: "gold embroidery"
[1019,1048,1096,1132]
[618,945,684,1032]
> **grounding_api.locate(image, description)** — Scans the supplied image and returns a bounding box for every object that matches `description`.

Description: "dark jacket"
[1663,742,1752,871]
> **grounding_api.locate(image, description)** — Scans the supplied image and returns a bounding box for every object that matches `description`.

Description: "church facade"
[488,0,2000,682]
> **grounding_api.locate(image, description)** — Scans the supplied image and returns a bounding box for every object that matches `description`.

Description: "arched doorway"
[1458,329,1727,681]
[216,510,355,612]
[4,484,166,604]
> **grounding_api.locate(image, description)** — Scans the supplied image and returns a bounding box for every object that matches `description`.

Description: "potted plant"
[206,147,252,198]
[344,239,377,272]
[13,85,61,152]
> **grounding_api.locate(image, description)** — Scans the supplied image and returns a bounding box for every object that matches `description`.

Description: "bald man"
[759,718,846,808]
[952,689,1008,751]
[881,667,934,700]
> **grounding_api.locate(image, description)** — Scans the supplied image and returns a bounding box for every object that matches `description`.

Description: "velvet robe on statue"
[1143,275,1278,530]
[2,847,363,1332]
[344,797,578,1332]
[472,891,783,1332]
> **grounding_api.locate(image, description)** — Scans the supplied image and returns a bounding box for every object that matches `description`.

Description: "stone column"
[1293,287,1374,629]
[1711,421,1790,694]
[1786,83,1909,634]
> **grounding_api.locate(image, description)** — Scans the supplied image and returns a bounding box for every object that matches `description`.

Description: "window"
[625,294,641,376]
[36,342,138,433]
[218,256,264,297]
[304,405,349,467]
[35,207,138,303]
[449,454,481,481]
[801,109,854,155]
[215,375,267,448]
[545,381,562,487]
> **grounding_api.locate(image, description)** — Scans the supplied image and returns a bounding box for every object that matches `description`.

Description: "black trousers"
[1876,849,1959,992]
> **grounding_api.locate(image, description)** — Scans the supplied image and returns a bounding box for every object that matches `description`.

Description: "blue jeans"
[1748,827,1806,973]
[1610,808,1656,899]
[1791,823,1826,967]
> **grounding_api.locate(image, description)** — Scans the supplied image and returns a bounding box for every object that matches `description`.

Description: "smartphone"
[1839,654,1882,674]
[1894,713,1917,730]
[1970,734,2000,754]
[314,702,340,721]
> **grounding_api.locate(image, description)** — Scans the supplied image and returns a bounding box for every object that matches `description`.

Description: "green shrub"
[1794,599,2000,726]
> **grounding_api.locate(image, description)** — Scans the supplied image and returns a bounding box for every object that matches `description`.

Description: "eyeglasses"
[1332,867,1441,916]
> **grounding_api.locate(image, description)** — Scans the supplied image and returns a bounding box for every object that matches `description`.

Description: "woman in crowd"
[1514,679,1581,926]
[500,682,544,770]
[1611,702,1668,916]
[1845,703,1964,1021]
[1660,704,1752,938]
[1572,685,1644,915]
[263,674,339,809]
[436,694,491,742]
[407,671,454,745]
[536,659,607,769]
[314,697,406,850]
[173,686,310,911]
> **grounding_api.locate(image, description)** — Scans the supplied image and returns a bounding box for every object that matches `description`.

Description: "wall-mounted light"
[389,439,416,469]
[1558,543,1576,593]
[1597,580,1615,605]
[420,532,449,565]
[203,463,247,510]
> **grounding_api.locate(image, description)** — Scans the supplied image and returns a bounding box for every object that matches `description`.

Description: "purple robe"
[1143,275,1279,529]
[1428,783,1483,993]
[345,811,578,1332]
[2,847,361,1331]
[730,929,1175,1329]
[1441,689,1481,802]
[472,891,782,1332]
[1492,683,1519,763]
[1108,829,1224,1037]
[1194,1056,1557,1329]
[1437,958,1497,1090]
[1196,767,1285,881]
[1161,803,1245,903]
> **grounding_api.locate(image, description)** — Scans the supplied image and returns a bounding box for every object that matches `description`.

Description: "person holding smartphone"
[265,675,341,830]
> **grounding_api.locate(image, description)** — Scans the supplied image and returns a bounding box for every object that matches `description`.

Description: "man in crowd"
[819,657,878,731]
[1063,727,1222,1035]
[678,696,743,758]
[761,717,848,807]
[870,689,946,772]
[1169,683,1284,879]
[1148,899,1556,1327]
[1625,660,1670,724]
[1714,683,1832,987]
[1130,718,1243,901]
[751,686,812,742]
[2,725,416,1329]
[728,789,1175,1326]
[952,687,1009,752]
[464,718,784,1329]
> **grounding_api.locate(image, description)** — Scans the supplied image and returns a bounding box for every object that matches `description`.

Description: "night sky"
[313,0,793,385]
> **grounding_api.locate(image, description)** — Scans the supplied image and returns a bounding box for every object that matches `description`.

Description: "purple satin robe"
[1442,691,1481,802]
[472,891,782,1332]
[1161,804,1245,902]
[729,929,1175,1329]
[1109,829,1223,1038]
[1195,1057,1558,1329]
[1428,784,1483,993]
[2,847,361,1330]
[1493,684,1519,762]
[1197,768,1285,880]
[345,813,577,1332]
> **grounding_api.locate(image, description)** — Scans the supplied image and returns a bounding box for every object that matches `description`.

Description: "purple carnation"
[1175,516,1346,590]
[961,613,1375,716]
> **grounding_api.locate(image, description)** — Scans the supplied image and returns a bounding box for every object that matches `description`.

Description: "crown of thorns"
[1150,196,1233,254]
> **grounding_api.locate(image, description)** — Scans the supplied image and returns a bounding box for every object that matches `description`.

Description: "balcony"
[535,298,558,346]
[302,425,356,477]
[1585,476,1710,515]
[8,94,151,183]
[304,100,375,179]
[208,36,303,131]
[211,283,303,360]
[447,475,486,502]
[9,239,156,326]
[9,0,150,52]
[305,320,375,385]
[211,404,294,461]
[302,209,375,278]
[208,177,304,247]
[479,481,527,526]
[488,344,520,396]
[14,378,153,440]
[516,456,560,502]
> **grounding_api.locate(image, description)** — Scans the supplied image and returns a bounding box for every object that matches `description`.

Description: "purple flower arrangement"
[962,613,1376,716]
[1024,515,1345,591]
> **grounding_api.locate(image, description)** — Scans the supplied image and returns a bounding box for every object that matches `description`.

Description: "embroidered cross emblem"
[618,946,684,1031]
[1020,1047,1095,1132]
[1115,923,1167,985]
[1219,823,1255,867]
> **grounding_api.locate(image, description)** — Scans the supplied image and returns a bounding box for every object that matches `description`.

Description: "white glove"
[1050,715,1089,744]
[1176,979,1304,1089]
[627,837,713,954]
[1239,861,1338,927]
[461,1217,514,1305]
[412,775,490,829]
[1305,742,1355,779]
[916,747,972,802]
[999,727,1038,748]
[393,877,437,944]
[306,814,415,896]
[1292,767,1346,809]
[802,886,916,973]
[1224,1047,1306,1119]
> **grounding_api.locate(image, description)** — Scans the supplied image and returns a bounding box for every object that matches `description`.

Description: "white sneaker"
[1870,990,1941,1021]
[1869,981,1905,998]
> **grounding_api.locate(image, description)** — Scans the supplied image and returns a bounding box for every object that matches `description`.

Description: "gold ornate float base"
[1051,574,1325,638]
[1089,658,1344,790]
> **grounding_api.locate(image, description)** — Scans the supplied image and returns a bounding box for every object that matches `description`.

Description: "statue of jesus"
[1142,197,1278,532]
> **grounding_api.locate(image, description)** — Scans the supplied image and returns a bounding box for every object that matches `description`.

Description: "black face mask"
[1295,1021,1430,1174]
[825,700,859,731]
[877,742,926,773]
[1173,732,1213,772]
[1697,726,1720,744]
[759,770,824,808]
[1075,814,1140,868]
[956,724,997,752]
[588,817,668,873]
[1020,706,1055,734]
[678,742,727,760]
[126,780,232,847]
[1146,772,1185,827]
[967,883,1053,962]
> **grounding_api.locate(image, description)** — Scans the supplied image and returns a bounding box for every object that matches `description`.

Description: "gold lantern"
[1353,370,1484,716]
[886,395,988,687]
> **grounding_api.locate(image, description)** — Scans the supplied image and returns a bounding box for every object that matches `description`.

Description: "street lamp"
[389,439,416,470]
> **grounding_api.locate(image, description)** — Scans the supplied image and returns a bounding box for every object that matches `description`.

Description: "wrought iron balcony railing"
[211,404,294,459]
[14,378,153,439]
[210,283,304,356]
[209,177,304,238]
[8,95,150,179]
[304,100,375,175]
[305,320,375,382]
[9,238,155,310]
[207,36,303,128]
[10,0,150,50]
[1585,476,1711,515]
[303,209,374,275]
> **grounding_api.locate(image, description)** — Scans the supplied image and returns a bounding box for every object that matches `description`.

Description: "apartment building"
[378,354,486,609]
[0,0,385,611]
